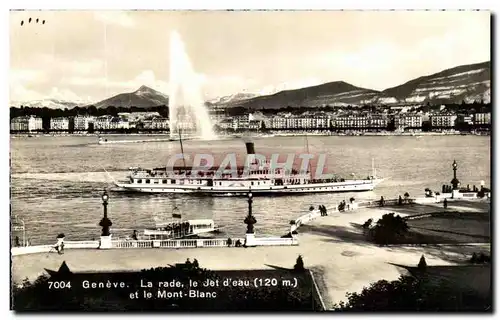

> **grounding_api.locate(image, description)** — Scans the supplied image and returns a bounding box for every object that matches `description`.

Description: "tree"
[418,255,427,270]
[369,213,409,245]
[294,255,305,272]
[404,192,410,204]
[333,275,490,311]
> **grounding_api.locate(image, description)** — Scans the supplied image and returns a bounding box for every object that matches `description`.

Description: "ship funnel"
[245,142,256,155]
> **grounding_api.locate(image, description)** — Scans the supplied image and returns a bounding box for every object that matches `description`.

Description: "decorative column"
[244,192,257,246]
[450,160,461,199]
[98,190,113,249]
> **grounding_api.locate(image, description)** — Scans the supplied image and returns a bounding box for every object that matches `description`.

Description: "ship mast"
[372,157,376,179]
[178,126,187,168]
[305,134,313,180]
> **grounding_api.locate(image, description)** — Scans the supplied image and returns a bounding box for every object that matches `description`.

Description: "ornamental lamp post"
[451,160,460,190]
[99,190,112,237]
[244,192,257,234]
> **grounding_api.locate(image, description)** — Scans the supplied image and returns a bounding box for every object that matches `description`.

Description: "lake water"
[10,134,491,245]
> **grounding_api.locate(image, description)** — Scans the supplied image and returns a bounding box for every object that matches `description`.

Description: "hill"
[224,61,490,110]
[90,85,169,109]
[378,61,491,105]
[232,81,379,110]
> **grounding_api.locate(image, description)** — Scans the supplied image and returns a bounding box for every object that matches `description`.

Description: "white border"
[2,1,497,319]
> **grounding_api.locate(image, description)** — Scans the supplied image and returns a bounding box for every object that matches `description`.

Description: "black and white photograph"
[9,9,492,312]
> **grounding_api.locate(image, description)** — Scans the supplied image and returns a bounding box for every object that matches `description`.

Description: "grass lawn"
[405,211,490,244]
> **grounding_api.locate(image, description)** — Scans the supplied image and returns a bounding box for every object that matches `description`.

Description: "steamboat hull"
[115,179,383,196]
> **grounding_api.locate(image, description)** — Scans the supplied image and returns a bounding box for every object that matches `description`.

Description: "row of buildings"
[10,112,169,132]
[214,112,491,131]
[10,111,492,132]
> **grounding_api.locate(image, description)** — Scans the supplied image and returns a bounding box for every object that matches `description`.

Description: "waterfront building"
[430,113,457,128]
[50,117,70,131]
[110,117,130,130]
[474,112,491,125]
[266,116,287,130]
[74,115,95,131]
[10,116,43,132]
[456,114,474,126]
[94,115,114,130]
[368,115,389,129]
[151,117,169,130]
[333,115,369,129]
[395,114,423,131]
[129,112,161,122]
[217,118,234,130]
[248,119,262,130]
[209,110,226,124]
[233,114,250,130]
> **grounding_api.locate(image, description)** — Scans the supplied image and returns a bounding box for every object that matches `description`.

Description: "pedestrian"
[227,237,232,247]
[443,198,448,209]
[15,236,20,247]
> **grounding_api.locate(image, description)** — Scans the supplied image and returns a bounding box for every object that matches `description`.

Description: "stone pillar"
[100,235,112,249]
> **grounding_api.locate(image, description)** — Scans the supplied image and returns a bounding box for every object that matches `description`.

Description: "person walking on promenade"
[443,198,448,209]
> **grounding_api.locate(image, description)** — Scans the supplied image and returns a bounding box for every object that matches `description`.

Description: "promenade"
[11,200,490,309]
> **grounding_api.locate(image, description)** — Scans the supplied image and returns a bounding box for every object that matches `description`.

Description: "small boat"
[141,219,222,240]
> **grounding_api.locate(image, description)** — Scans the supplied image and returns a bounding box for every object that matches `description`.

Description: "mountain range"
[12,61,490,110]
[230,61,490,109]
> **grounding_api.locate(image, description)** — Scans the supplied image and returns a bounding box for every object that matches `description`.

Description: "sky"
[9,10,491,103]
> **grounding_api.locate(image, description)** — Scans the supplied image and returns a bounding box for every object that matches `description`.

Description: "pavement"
[11,199,490,309]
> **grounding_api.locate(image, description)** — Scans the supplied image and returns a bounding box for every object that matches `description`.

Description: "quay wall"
[10,236,298,257]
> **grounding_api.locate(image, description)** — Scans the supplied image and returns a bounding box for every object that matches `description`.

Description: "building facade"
[474,112,491,125]
[50,117,70,131]
[430,114,457,128]
[74,115,95,131]
[395,114,423,131]
[10,116,43,132]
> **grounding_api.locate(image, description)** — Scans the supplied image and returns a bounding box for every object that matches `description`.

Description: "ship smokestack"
[245,142,256,155]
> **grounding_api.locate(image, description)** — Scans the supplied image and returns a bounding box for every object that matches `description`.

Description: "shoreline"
[10,131,491,138]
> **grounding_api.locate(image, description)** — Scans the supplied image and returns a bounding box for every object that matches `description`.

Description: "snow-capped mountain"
[10,99,90,109]
[207,92,258,105]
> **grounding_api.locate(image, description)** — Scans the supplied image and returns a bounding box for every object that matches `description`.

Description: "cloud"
[93,12,136,28]
[48,88,82,102]
[64,59,104,76]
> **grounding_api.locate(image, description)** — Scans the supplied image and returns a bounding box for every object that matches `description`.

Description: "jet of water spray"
[169,31,216,140]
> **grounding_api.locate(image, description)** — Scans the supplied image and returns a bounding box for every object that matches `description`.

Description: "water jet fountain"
[169,31,216,140]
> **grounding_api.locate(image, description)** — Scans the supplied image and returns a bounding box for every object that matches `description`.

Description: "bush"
[362,218,373,229]
[470,252,491,264]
